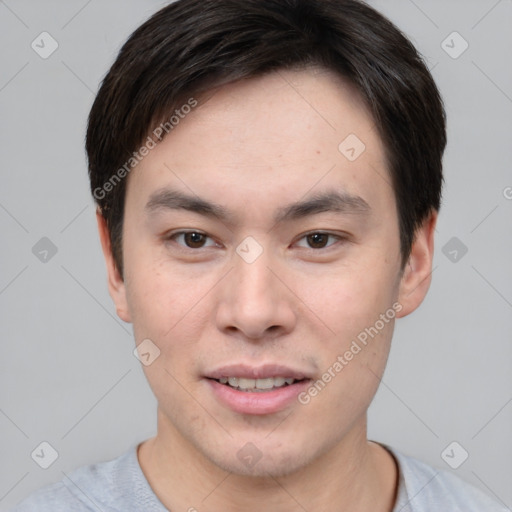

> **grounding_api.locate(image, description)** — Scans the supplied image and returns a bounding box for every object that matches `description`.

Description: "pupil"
[185,232,204,248]
[308,233,327,248]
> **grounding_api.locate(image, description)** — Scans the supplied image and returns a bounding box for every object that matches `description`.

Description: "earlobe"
[96,209,132,323]
[396,210,437,318]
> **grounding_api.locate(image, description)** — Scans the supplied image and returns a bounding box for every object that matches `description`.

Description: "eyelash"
[165,230,348,252]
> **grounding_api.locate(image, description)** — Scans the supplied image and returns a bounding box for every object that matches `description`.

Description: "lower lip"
[206,378,311,415]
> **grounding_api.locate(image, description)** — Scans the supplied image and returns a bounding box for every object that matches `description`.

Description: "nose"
[215,247,297,341]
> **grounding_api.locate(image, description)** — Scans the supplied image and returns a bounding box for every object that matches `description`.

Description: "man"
[11,0,507,510]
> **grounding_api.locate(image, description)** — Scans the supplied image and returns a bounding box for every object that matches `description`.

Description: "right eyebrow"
[145,188,230,222]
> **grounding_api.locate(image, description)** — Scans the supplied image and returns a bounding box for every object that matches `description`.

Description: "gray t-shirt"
[10,443,508,511]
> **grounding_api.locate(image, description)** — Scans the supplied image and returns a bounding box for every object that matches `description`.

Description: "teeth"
[217,376,298,391]
[256,377,280,389]
[238,378,256,389]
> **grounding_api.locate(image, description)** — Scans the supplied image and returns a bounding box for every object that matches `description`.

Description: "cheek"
[299,314,395,435]
[299,261,398,340]
[295,257,398,404]
[124,255,207,343]
[126,266,213,401]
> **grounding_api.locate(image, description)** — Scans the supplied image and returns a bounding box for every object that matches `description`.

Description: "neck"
[138,408,398,512]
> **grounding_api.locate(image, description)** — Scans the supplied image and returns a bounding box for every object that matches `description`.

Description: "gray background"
[1,0,511,510]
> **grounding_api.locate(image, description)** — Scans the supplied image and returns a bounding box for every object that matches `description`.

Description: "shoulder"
[10,446,141,511]
[9,480,87,512]
[384,444,508,512]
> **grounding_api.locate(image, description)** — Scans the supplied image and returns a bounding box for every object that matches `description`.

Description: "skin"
[97,67,437,511]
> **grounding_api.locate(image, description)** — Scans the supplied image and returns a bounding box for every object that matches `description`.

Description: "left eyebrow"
[274,190,371,223]
[144,188,371,224]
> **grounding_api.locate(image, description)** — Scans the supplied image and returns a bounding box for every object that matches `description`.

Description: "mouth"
[209,376,308,392]
[204,364,313,415]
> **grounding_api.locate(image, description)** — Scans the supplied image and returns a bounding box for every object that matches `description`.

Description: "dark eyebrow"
[274,191,371,223]
[145,188,229,221]
[144,188,371,224]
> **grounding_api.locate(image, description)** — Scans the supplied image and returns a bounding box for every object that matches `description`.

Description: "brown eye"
[183,232,207,248]
[169,231,217,249]
[295,232,345,250]
[306,233,330,249]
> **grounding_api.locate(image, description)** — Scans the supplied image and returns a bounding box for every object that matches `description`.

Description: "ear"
[396,210,437,318]
[96,209,132,323]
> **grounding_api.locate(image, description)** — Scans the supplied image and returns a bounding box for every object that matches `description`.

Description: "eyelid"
[293,231,349,250]
[166,229,220,249]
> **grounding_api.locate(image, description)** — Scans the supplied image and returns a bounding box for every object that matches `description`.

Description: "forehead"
[126,68,394,222]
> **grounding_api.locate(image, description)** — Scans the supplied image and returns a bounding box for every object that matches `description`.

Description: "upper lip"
[205,363,313,381]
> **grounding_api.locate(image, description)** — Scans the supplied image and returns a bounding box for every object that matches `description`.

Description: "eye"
[167,231,218,249]
[295,232,344,250]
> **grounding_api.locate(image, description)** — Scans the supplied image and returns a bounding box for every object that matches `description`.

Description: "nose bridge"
[232,244,277,308]
[216,240,296,339]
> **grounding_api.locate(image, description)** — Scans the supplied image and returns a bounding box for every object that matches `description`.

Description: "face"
[99,68,435,477]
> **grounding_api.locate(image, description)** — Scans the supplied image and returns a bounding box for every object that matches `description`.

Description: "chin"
[202,438,316,479]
